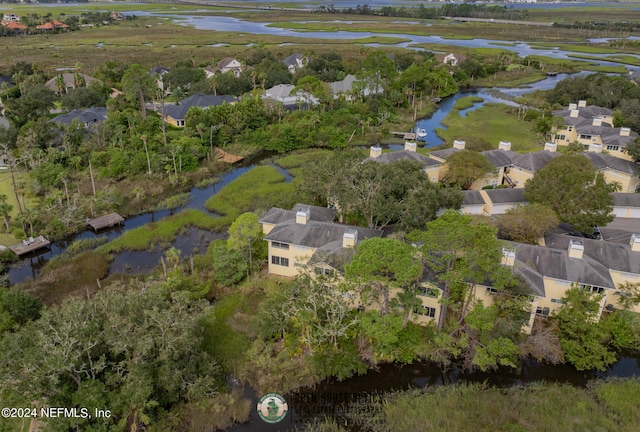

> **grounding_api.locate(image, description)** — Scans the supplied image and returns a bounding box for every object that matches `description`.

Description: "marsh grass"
[376,380,640,432]
[99,209,219,253]
[154,192,192,211]
[273,149,332,169]
[436,102,542,153]
[205,165,295,222]
[64,236,109,257]
[20,250,111,305]
[453,96,484,111]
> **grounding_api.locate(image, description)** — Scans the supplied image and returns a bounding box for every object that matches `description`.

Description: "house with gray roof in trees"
[51,107,107,128]
[282,53,307,74]
[161,94,235,127]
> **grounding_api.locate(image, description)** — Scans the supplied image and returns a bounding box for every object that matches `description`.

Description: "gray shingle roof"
[260,204,337,226]
[370,150,442,167]
[507,239,616,293]
[164,94,235,121]
[329,74,359,95]
[484,188,527,204]
[546,233,640,276]
[264,219,383,248]
[481,149,519,168]
[428,148,461,161]
[553,106,614,121]
[282,53,303,67]
[511,151,559,172]
[51,107,107,126]
[582,152,639,176]
[149,66,171,76]
[462,190,485,206]
[613,193,640,208]
[264,84,295,99]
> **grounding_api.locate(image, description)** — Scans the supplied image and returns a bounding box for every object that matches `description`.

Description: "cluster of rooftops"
[260,202,640,316]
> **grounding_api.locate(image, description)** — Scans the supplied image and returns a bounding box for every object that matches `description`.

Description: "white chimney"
[631,234,640,252]
[589,143,603,153]
[620,127,631,137]
[569,103,578,110]
[501,248,515,266]
[568,239,584,259]
[544,142,557,152]
[296,208,310,225]
[570,109,580,118]
[578,100,587,108]
[592,117,602,127]
[498,141,512,151]
[453,140,466,150]
[404,141,417,152]
[369,145,382,158]
[343,229,358,248]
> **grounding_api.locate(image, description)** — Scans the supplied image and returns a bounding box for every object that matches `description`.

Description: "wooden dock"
[9,236,51,257]
[87,212,125,231]
[215,147,244,164]
[391,131,417,140]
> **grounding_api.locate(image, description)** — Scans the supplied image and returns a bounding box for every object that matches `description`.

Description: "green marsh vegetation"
[435,102,544,153]
[349,379,640,432]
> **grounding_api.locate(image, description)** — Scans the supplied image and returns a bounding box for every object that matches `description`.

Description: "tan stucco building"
[552,101,638,161]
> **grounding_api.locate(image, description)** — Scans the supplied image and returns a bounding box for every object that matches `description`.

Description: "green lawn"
[436,102,543,153]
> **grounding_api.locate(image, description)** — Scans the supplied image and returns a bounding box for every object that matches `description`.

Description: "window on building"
[413,305,436,318]
[271,256,289,267]
[314,267,334,276]
[417,286,439,298]
[606,145,620,151]
[551,298,565,304]
[486,287,499,294]
[578,284,605,294]
[272,241,290,250]
[579,134,592,140]
[556,134,566,141]
[536,307,550,316]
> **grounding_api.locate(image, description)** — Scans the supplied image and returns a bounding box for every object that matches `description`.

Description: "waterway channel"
[3,15,640,427]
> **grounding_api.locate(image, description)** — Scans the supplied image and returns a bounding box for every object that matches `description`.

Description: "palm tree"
[0,195,12,232]
[208,75,218,96]
[55,74,66,95]
[22,206,38,237]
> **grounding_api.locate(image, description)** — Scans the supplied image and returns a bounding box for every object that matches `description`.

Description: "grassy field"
[1,3,637,74]
[435,102,543,153]
[98,208,219,253]
[205,165,296,220]
[374,379,640,432]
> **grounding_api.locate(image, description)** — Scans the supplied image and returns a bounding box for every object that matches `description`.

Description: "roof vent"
[569,103,578,110]
[588,143,603,153]
[501,247,515,266]
[630,234,640,252]
[592,117,603,127]
[568,239,584,259]
[343,229,358,248]
[498,141,512,151]
[620,127,631,137]
[296,208,310,225]
[578,100,587,108]
[404,141,417,152]
[544,142,557,152]
[453,140,466,150]
[569,109,580,118]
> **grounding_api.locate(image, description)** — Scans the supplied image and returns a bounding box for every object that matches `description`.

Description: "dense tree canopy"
[300,152,463,229]
[524,154,614,233]
[0,281,220,431]
[497,203,559,244]
[443,150,496,190]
